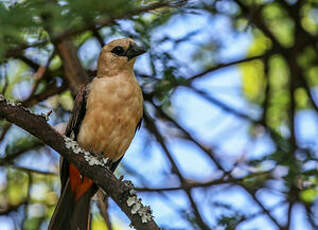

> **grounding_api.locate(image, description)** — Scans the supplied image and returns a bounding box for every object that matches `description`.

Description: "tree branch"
[96,191,113,230]
[187,54,268,82]
[54,40,89,95]
[0,95,160,230]
[135,171,271,192]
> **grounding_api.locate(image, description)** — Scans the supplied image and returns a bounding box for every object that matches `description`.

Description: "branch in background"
[54,40,89,95]
[135,171,271,192]
[22,80,68,107]
[233,0,283,50]
[92,29,105,47]
[304,203,318,229]
[187,54,268,82]
[52,0,188,42]
[0,123,10,143]
[0,200,28,215]
[21,172,32,228]
[17,55,40,70]
[0,79,66,162]
[4,41,48,59]
[299,70,318,114]
[144,113,211,230]
[3,0,188,61]
[0,96,160,230]
[189,86,258,122]
[9,165,56,176]
[236,200,287,229]
[96,190,113,230]
[1,63,9,95]
[240,184,282,229]
[0,141,43,166]
[260,56,270,125]
[145,96,225,171]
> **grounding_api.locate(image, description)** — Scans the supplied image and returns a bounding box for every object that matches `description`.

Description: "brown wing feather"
[65,85,88,138]
[60,85,88,190]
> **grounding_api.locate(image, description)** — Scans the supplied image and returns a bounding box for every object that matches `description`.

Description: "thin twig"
[144,113,211,230]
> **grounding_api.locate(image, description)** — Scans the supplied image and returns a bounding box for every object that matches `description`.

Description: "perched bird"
[48,38,145,230]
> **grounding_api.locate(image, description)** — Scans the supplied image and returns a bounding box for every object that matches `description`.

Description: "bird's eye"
[111,46,125,56]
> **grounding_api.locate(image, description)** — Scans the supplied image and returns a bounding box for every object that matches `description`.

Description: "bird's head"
[97,38,146,77]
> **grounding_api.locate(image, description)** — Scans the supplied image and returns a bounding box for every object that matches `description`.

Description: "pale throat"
[97,57,136,77]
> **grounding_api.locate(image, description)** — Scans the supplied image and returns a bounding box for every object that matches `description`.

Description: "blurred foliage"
[262,2,294,47]
[0,0,318,229]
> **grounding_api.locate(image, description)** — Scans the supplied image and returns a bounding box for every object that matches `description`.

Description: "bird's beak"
[126,43,146,60]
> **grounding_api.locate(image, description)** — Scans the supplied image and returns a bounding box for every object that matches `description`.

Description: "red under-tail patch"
[69,164,94,200]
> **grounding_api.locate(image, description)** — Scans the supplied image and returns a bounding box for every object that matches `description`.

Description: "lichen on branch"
[0,94,159,230]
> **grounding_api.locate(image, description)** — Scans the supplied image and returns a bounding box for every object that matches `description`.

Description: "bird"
[48,38,145,230]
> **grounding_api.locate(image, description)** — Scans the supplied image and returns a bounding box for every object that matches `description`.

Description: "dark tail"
[48,169,96,230]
